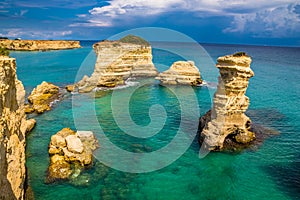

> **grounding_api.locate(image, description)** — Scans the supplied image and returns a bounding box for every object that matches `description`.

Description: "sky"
[1,0,300,46]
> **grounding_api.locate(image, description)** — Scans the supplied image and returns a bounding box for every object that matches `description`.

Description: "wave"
[93,78,140,92]
[198,80,217,89]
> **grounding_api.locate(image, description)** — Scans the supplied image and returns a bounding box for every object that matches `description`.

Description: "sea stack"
[0,56,28,199]
[198,52,255,151]
[156,61,202,85]
[75,35,158,92]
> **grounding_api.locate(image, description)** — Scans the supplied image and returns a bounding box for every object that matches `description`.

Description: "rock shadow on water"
[263,154,300,199]
[224,108,285,152]
[198,108,284,153]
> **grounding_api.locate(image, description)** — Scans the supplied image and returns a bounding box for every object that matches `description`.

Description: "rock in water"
[156,61,202,85]
[0,56,28,199]
[74,35,158,92]
[47,128,99,183]
[25,118,36,134]
[26,81,60,114]
[199,52,255,151]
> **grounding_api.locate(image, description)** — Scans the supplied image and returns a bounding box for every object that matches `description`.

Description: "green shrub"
[233,52,248,57]
[119,35,150,46]
[0,47,9,56]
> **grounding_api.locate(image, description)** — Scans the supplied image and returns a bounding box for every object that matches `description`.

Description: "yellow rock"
[27,81,59,114]
[0,56,27,199]
[47,128,99,182]
[156,61,202,85]
[199,53,255,151]
[0,39,81,51]
[76,36,158,92]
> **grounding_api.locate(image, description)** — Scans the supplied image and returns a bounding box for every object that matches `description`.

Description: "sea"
[10,41,300,200]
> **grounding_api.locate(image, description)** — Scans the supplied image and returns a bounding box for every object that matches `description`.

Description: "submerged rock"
[156,61,202,85]
[26,81,60,114]
[71,35,158,92]
[198,52,255,151]
[47,128,99,183]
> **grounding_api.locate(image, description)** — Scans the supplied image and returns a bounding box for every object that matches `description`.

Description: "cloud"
[223,3,300,37]
[70,0,300,38]
[0,29,73,39]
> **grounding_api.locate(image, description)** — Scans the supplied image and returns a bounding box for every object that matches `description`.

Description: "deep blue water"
[10,41,300,199]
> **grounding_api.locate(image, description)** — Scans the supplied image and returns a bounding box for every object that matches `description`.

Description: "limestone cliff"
[0,56,28,199]
[156,61,202,85]
[198,52,255,151]
[0,39,81,51]
[75,36,158,92]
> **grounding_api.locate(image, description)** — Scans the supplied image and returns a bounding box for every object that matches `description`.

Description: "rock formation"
[0,39,81,51]
[156,61,202,85]
[74,35,158,92]
[25,81,60,114]
[25,118,36,134]
[47,128,99,183]
[198,52,255,151]
[0,56,28,199]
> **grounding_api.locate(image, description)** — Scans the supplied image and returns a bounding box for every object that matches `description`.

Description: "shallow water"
[11,42,300,199]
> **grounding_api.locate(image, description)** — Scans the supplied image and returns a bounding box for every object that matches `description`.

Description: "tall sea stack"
[199,53,255,151]
[75,35,158,92]
[0,56,27,199]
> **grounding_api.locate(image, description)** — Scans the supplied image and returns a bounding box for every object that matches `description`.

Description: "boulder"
[47,128,99,183]
[26,118,36,133]
[26,81,60,114]
[65,135,84,154]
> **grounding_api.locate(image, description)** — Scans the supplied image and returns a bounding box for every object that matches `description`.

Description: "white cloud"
[70,0,300,38]
[0,29,73,39]
[224,3,300,37]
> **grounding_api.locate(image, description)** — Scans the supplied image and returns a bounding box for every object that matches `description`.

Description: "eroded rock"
[0,56,27,199]
[25,118,36,134]
[156,61,202,85]
[47,128,99,183]
[26,81,60,114]
[72,35,158,92]
[198,52,255,151]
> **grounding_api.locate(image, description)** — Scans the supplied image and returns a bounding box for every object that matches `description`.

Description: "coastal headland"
[0,39,81,51]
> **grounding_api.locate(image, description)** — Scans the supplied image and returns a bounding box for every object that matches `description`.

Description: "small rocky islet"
[0,35,278,199]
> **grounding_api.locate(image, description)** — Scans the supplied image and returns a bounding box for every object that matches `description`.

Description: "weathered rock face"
[0,39,81,51]
[199,53,255,151]
[0,56,28,199]
[25,81,60,114]
[47,128,99,183]
[75,38,158,92]
[156,61,202,85]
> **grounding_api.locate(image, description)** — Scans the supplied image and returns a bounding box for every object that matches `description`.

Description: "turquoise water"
[11,42,300,199]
